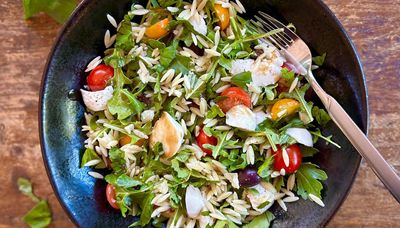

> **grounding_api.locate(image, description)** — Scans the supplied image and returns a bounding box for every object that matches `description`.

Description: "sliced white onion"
[286,128,313,147]
[80,86,113,112]
[226,105,256,131]
[185,185,205,218]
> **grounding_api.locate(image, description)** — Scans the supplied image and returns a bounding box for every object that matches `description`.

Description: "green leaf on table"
[23,0,77,24]
[22,200,52,228]
[312,53,327,66]
[295,162,327,199]
[231,71,252,88]
[243,211,275,228]
[80,148,106,169]
[17,178,40,202]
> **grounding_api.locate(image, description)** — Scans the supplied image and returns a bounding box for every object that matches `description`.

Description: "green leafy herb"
[295,162,328,199]
[257,155,274,179]
[281,68,295,83]
[300,145,319,158]
[231,71,252,88]
[108,148,126,175]
[312,53,327,66]
[243,211,275,228]
[140,193,155,226]
[215,220,228,228]
[312,106,331,127]
[80,148,106,169]
[22,200,52,228]
[160,41,178,67]
[18,178,40,202]
[116,174,142,188]
[23,0,77,23]
[206,105,225,119]
[310,129,341,148]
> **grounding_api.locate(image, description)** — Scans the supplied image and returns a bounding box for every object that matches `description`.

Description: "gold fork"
[254,11,400,202]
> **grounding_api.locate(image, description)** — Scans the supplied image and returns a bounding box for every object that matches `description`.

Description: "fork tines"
[253,11,295,50]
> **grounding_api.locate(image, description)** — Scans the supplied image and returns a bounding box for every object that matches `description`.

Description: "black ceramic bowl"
[39,0,368,227]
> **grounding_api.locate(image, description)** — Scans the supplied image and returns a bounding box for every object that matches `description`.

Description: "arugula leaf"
[183,72,208,99]
[274,176,284,192]
[116,174,142,188]
[169,55,193,75]
[295,162,327,199]
[312,53,327,66]
[108,148,126,175]
[108,90,133,120]
[140,193,155,226]
[257,155,274,179]
[215,220,228,228]
[293,86,314,123]
[227,220,240,228]
[80,148,106,169]
[171,160,191,179]
[22,200,52,228]
[310,129,341,148]
[160,41,178,67]
[121,89,144,115]
[18,178,40,202]
[281,68,295,83]
[243,211,275,228]
[312,106,331,127]
[300,145,319,158]
[115,15,135,52]
[23,0,77,23]
[219,55,232,70]
[231,71,252,88]
[206,105,225,119]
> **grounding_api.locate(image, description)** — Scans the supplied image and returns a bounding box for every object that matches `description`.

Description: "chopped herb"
[312,53,327,66]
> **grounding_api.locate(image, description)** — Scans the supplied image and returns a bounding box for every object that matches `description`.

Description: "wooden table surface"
[0,0,399,227]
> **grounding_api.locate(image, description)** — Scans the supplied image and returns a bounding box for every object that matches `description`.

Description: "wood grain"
[0,0,398,227]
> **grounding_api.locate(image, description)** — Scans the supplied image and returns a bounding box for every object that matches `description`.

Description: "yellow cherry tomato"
[119,135,145,146]
[214,4,230,30]
[145,18,170,39]
[271,98,300,121]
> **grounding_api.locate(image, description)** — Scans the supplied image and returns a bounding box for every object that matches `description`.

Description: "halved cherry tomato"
[145,18,170,39]
[214,4,230,30]
[270,98,300,121]
[217,87,251,113]
[106,184,119,209]
[196,128,217,156]
[87,64,114,91]
[273,144,302,174]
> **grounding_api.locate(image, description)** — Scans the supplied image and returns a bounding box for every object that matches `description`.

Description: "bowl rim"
[39,0,369,226]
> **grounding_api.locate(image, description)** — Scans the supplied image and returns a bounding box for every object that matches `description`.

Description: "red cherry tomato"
[196,128,217,156]
[273,144,302,174]
[106,184,119,209]
[87,64,114,91]
[217,87,251,113]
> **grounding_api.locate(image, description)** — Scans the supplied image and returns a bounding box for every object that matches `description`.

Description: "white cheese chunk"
[226,105,256,131]
[80,86,113,112]
[150,112,184,158]
[286,128,314,147]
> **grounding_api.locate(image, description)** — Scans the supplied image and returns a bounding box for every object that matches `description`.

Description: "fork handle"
[309,72,400,202]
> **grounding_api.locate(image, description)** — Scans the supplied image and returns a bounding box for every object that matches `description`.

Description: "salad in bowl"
[79,0,338,227]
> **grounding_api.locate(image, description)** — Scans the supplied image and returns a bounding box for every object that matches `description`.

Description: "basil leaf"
[243,211,275,228]
[80,148,106,169]
[231,71,252,88]
[23,0,77,23]
[312,53,327,66]
[295,162,328,199]
[17,178,40,202]
[22,200,52,228]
